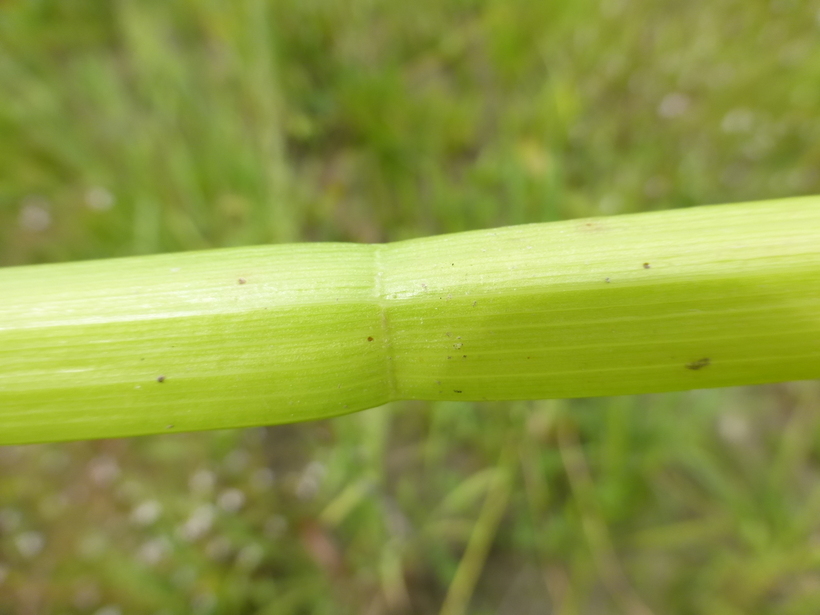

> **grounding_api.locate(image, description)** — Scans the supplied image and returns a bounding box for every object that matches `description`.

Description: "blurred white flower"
[718,413,750,445]
[130,500,162,526]
[189,469,216,496]
[137,537,170,565]
[87,456,120,487]
[721,108,754,134]
[218,488,245,512]
[178,504,215,541]
[657,92,691,118]
[296,461,326,500]
[15,531,45,558]
[18,196,52,232]
[85,186,115,211]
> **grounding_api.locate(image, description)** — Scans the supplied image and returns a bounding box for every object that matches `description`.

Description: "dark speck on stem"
[454,390,462,393]
[238,278,247,284]
[157,375,166,383]
[643,263,651,269]
[686,357,710,370]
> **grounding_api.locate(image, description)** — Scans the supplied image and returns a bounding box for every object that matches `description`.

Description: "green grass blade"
[1,196,819,444]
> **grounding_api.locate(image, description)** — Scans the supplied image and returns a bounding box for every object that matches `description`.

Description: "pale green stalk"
[1,197,819,444]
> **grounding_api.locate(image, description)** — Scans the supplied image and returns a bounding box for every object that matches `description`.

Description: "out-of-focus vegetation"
[1,0,820,613]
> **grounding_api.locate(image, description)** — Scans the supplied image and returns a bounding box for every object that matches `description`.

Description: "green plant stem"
[439,441,514,615]
[1,197,819,444]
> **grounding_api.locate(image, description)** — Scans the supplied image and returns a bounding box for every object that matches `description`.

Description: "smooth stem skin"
[1,196,820,444]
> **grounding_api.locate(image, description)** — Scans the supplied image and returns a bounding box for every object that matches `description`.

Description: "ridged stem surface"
[1,197,819,443]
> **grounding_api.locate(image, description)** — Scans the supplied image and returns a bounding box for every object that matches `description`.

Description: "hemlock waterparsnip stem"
[1,196,819,444]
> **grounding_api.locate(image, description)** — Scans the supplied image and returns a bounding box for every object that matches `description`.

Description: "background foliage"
[2,1,820,613]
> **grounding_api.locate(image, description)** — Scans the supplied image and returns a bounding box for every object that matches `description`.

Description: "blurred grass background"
[2,0,820,613]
